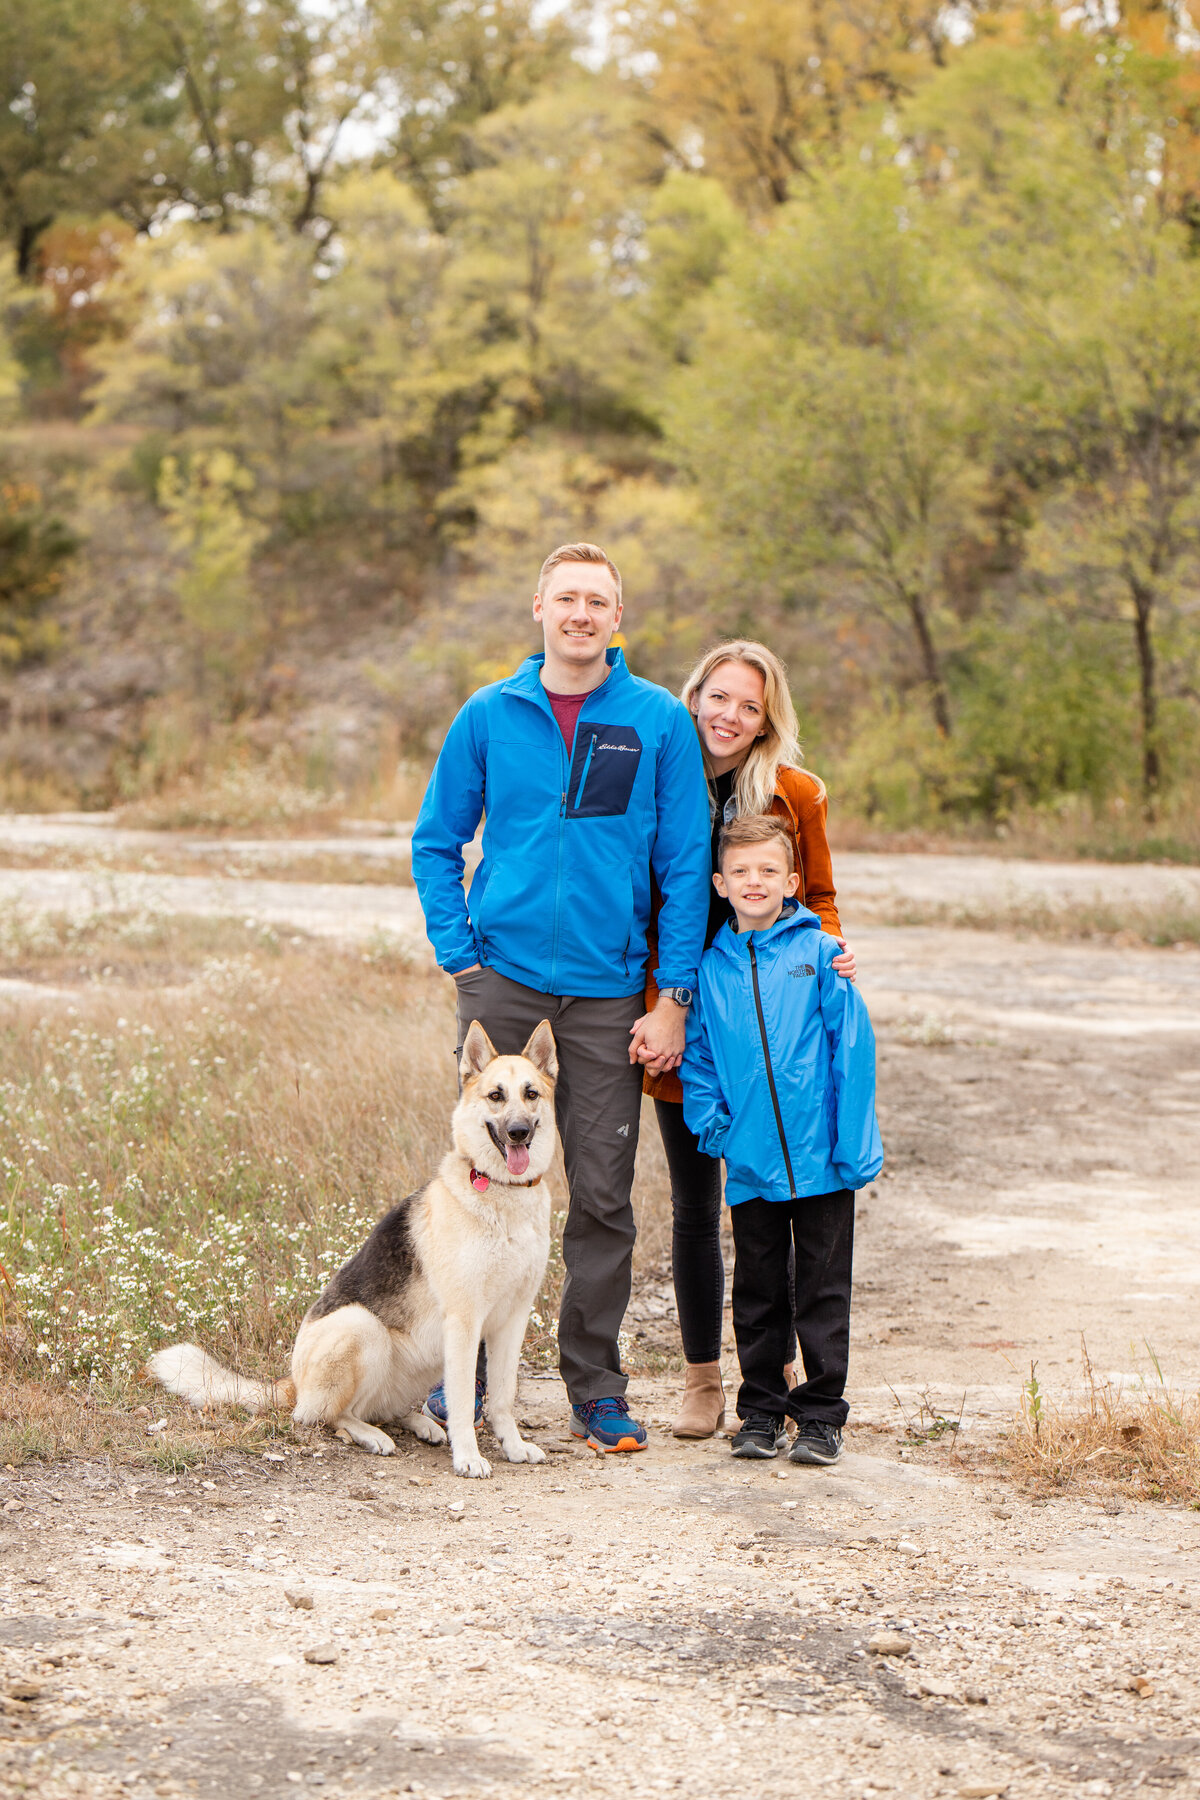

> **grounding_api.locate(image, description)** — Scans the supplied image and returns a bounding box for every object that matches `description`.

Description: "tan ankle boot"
[672,1361,726,1438]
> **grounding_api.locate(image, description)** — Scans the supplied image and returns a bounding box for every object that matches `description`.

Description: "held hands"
[831,938,856,982]
[628,994,688,1072]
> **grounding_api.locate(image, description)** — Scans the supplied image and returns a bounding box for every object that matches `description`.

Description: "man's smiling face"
[533,561,622,674]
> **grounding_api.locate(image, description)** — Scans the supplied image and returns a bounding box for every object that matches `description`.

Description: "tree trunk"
[16,216,52,281]
[904,586,952,738]
[1130,579,1160,818]
[292,169,321,233]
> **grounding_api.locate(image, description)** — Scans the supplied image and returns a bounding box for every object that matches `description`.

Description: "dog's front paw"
[408,1413,447,1446]
[334,1419,396,1455]
[504,1438,545,1465]
[452,1450,492,1479]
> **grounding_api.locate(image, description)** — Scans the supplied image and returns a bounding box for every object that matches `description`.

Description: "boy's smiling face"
[714,842,800,933]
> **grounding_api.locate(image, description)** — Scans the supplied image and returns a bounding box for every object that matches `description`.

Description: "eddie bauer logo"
[598,742,639,752]
[788,964,816,978]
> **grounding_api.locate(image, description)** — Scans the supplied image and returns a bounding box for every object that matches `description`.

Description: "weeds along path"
[839,852,1200,924]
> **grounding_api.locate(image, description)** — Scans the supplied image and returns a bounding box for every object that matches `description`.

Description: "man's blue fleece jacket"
[411,649,712,997]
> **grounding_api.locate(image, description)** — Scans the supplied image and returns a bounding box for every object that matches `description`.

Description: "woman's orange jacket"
[642,764,842,1105]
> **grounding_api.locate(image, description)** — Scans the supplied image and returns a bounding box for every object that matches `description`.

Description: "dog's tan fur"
[148,1021,558,1478]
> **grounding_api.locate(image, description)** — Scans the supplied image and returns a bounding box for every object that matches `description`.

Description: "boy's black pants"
[730,1190,855,1426]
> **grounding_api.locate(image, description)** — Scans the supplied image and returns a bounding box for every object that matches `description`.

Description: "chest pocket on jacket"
[565,726,643,818]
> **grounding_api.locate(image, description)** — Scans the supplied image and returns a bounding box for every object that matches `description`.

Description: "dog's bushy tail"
[146,1343,296,1414]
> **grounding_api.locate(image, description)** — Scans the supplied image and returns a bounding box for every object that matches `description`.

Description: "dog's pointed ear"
[521,1019,558,1083]
[460,1019,498,1081]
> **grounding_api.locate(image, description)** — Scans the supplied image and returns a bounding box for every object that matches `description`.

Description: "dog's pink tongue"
[506,1144,530,1177]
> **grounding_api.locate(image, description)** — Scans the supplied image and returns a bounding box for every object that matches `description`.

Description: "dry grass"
[1002,1341,1200,1506]
[0,1370,298,1470]
[0,907,673,1464]
[117,760,344,833]
[0,842,414,885]
[831,797,1200,866]
[113,741,431,836]
[0,914,456,1448]
[851,894,1200,948]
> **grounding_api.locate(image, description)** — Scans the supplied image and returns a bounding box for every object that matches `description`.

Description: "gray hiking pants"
[453,966,645,1405]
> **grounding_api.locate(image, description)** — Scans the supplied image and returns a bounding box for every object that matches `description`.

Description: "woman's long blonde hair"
[680,640,804,817]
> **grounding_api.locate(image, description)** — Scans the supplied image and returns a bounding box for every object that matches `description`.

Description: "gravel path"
[0,1395,1196,1800]
[1,814,1197,911]
[0,866,427,949]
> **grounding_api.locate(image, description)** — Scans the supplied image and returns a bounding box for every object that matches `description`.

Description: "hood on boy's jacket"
[411,649,712,998]
[680,901,883,1204]
[708,898,822,959]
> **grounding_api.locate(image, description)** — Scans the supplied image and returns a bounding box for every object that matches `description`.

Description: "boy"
[679,815,883,1464]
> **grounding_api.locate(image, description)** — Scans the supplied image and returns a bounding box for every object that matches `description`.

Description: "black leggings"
[656,1098,798,1368]
[655,1098,725,1363]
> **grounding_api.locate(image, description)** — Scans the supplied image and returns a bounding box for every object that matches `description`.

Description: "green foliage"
[91,226,330,465]
[158,449,267,704]
[0,477,76,666]
[377,0,580,214]
[0,0,389,273]
[667,162,985,738]
[833,615,1134,824]
[2,3,1200,829]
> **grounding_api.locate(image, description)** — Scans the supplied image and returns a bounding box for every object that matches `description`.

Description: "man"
[411,542,711,1452]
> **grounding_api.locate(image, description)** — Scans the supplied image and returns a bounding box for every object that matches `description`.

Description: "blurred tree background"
[2,0,1199,845]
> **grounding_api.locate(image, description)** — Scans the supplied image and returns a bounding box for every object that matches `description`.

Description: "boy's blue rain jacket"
[681,901,884,1202]
[411,649,712,997]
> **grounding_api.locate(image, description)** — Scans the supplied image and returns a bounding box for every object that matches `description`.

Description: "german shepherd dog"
[147,1020,558,1479]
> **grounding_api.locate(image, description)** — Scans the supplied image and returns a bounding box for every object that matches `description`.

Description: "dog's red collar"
[470,1168,539,1191]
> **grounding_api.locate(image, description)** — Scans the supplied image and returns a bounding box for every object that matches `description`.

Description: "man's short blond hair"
[717,814,795,872]
[538,542,622,599]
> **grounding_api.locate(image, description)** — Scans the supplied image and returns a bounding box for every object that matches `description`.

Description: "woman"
[639,640,855,1438]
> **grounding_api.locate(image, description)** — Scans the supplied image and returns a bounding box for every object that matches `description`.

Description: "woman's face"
[691,659,767,774]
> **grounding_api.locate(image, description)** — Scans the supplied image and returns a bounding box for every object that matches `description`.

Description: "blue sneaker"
[570,1397,648,1454]
[423,1378,485,1428]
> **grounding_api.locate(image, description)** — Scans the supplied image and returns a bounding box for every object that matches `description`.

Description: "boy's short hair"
[717,814,795,871]
[538,542,622,599]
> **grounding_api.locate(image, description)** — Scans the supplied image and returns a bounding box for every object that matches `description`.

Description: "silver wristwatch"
[663,987,693,1008]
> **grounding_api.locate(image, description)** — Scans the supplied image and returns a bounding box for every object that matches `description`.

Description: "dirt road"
[0,1390,1196,1800]
[0,836,1197,1799]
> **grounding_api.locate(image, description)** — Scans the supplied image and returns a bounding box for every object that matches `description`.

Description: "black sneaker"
[731,1413,788,1459]
[789,1420,843,1464]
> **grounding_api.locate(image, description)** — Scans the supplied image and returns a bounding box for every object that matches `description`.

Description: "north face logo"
[788,964,816,978]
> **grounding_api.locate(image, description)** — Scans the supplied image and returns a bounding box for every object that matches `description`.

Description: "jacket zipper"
[748,938,797,1201]
[550,728,569,992]
[507,672,605,992]
[572,731,598,811]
